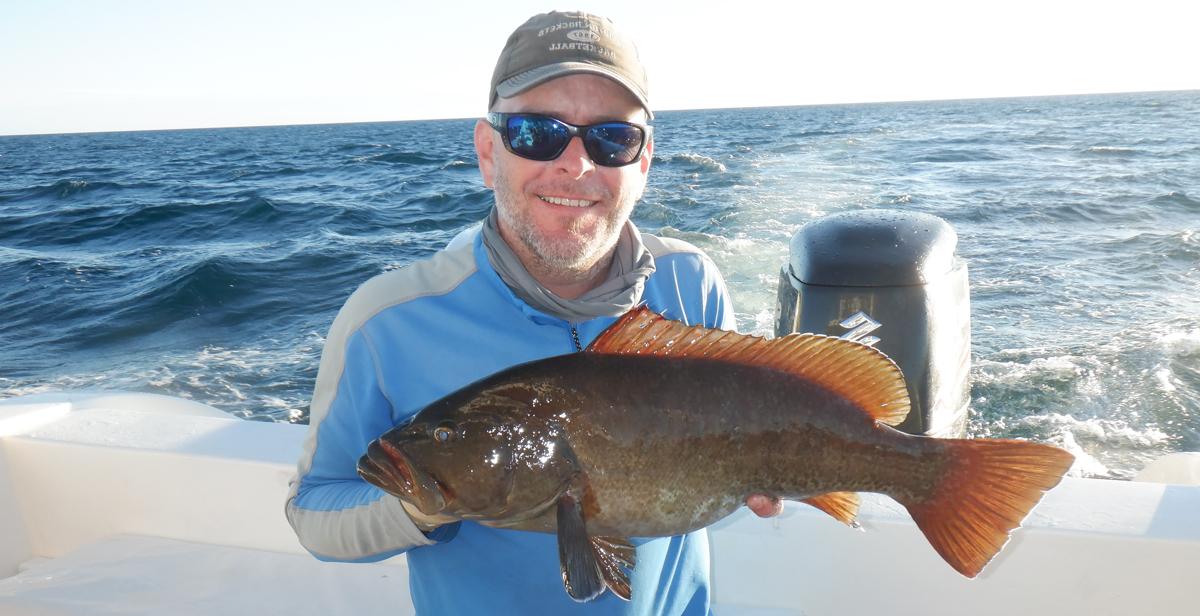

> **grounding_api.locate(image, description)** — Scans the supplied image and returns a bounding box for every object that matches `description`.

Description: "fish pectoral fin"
[556,495,606,602]
[802,491,861,527]
[591,536,635,601]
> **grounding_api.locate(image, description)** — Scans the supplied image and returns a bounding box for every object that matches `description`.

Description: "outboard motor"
[775,210,970,437]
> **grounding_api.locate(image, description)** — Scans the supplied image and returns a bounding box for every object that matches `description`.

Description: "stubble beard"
[493,175,638,283]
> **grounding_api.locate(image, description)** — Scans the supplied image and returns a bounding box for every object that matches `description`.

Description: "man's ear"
[474,119,496,189]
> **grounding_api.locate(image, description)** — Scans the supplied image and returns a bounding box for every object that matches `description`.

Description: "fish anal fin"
[901,439,1074,578]
[589,307,910,426]
[802,491,860,526]
[556,495,606,602]
[591,536,635,601]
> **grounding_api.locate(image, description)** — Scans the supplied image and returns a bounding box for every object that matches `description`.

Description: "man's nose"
[553,136,596,178]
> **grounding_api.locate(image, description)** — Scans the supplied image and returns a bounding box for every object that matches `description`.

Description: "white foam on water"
[0,334,323,422]
[967,326,1196,479]
[1155,368,1178,393]
[973,408,1177,479]
[1157,327,1200,357]
[669,152,728,173]
[1015,413,1172,449]
[974,353,1101,389]
[1084,146,1139,154]
[1057,430,1110,477]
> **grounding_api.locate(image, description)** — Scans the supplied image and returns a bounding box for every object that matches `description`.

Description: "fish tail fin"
[899,439,1074,578]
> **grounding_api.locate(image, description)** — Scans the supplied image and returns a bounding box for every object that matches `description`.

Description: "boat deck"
[1,534,413,616]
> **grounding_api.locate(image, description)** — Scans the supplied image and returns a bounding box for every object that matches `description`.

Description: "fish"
[357,306,1074,602]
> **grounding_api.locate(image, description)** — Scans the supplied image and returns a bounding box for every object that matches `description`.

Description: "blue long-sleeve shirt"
[286,228,735,615]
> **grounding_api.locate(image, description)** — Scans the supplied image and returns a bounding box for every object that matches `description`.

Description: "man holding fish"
[287,10,1072,616]
[287,10,775,615]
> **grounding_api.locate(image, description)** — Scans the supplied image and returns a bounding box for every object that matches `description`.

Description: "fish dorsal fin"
[588,306,910,426]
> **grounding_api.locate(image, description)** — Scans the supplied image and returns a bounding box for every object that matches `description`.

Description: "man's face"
[474,74,653,281]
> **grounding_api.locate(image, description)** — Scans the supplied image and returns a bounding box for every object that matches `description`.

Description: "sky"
[1,0,1196,136]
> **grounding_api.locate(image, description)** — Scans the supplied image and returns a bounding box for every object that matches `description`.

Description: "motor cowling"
[775,210,970,437]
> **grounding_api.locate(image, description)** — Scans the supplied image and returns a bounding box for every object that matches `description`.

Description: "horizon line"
[2,88,1196,139]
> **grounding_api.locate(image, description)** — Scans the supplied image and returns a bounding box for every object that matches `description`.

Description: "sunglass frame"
[486,112,652,167]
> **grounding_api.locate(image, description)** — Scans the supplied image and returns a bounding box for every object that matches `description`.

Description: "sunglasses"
[486,113,652,168]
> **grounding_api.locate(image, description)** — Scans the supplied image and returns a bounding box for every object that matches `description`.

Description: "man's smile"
[539,195,597,208]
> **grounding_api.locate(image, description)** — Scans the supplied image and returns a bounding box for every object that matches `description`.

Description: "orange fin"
[802,492,860,526]
[900,439,1074,578]
[591,536,635,601]
[589,306,910,426]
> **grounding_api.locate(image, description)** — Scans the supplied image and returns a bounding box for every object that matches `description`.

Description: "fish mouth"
[358,441,413,497]
[358,439,447,514]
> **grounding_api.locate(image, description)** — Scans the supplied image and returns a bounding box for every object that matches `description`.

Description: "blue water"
[2,91,1197,479]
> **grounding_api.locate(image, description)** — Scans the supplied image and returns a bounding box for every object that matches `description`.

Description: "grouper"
[357,306,1074,602]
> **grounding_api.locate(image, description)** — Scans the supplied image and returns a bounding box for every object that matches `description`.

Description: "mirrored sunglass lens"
[585,124,644,165]
[506,116,568,159]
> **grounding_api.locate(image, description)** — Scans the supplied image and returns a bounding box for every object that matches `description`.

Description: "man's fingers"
[746,493,783,518]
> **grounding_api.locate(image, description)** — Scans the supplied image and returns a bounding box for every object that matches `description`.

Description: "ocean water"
[1,91,1197,479]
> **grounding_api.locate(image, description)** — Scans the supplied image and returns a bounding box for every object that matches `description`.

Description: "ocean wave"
[116,198,241,230]
[0,333,323,422]
[1011,415,1173,478]
[334,142,392,154]
[1157,328,1200,359]
[654,225,726,247]
[970,277,1030,293]
[969,406,1178,480]
[912,150,1005,163]
[440,159,475,171]
[1010,413,1172,448]
[653,152,728,173]
[71,246,360,347]
[9,194,303,247]
[974,353,1096,391]
[231,165,309,179]
[766,142,814,155]
[81,256,251,338]
[381,188,491,228]
[8,178,131,200]
[1102,229,1200,262]
[1150,190,1200,209]
[0,202,135,246]
[214,147,252,158]
[1081,146,1140,156]
[350,150,443,166]
[782,129,841,139]
[654,226,764,260]
[970,313,1200,478]
[40,165,119,177]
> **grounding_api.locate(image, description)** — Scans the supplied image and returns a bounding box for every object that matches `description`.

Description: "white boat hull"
[1,393,1196,615]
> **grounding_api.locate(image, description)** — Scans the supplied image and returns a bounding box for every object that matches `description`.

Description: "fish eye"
[432,422,457,443]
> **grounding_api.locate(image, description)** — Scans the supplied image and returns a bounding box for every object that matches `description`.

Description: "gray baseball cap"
[489,11,652,119]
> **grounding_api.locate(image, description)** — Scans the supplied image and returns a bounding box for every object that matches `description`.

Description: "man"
[286,11,779,615]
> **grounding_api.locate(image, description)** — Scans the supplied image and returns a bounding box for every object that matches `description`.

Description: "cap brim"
[495,62,653,120]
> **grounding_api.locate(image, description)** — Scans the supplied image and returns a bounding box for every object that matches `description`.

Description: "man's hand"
[746,493,783,518]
